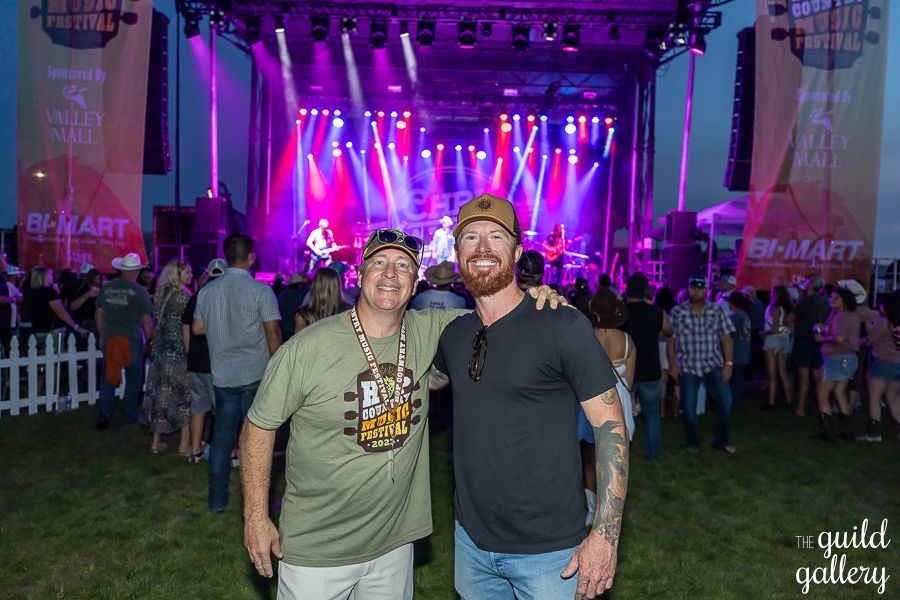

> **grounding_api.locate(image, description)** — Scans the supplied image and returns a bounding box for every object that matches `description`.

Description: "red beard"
[460,251,516,297]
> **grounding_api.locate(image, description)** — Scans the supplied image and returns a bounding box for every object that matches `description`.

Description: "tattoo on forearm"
[599,387,619,405]
[592,420,629,546]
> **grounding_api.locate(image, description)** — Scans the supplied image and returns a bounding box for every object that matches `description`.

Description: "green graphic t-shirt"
[247,308,465,567]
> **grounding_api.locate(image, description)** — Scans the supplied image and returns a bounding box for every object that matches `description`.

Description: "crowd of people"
[1,193,898,598]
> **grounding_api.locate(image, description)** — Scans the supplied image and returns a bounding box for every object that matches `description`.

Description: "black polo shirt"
[434,295,617,554]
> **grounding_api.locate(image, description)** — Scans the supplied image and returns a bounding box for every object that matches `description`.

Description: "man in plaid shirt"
[667,274,737,454]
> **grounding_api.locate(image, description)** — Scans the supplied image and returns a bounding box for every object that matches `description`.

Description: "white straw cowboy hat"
[111,252,147,271]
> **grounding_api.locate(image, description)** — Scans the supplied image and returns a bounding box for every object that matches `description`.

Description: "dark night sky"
[1,2,897,257]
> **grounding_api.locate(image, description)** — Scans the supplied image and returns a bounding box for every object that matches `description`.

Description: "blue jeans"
[209,381,259,511]
[729,363,747,411]
[455,521,578,599]
[634,379,661,461]
[679,367,733,448]
[97,336,144,423]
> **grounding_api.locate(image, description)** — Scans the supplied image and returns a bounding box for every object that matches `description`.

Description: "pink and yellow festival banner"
[738,0,890,291]
[17,0,153,271]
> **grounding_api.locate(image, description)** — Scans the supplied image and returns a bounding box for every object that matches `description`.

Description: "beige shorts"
[277,543,413,600]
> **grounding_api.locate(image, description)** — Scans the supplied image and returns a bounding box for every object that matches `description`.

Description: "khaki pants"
[277,543,413,600]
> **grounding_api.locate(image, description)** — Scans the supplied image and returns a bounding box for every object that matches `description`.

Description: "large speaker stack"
[663,211,700,291]
[723,27,755,192]
[190,197,228,268]
[144,10,171,175]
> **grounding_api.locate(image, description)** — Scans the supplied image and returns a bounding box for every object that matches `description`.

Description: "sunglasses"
[468,326,488,381]
[367,229,425,263]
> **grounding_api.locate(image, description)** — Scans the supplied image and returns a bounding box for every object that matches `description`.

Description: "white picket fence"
[0,333,136,418]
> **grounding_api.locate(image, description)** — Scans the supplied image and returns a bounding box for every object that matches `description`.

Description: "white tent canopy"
[696,195,747,237]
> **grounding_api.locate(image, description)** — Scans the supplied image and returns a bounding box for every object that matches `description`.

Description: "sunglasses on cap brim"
[366,229,425,264]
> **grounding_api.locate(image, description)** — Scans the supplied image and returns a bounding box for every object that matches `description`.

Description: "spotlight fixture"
[690,30,707,55]
[333,109,342,116]
[273,16,285,34]
[562,25,580,51]
[370,21,388,48]
[397,121,407,130]
[332,141,340,148]
[454,144,463,151]
[513,146,520,153]
[670,22,689,47]
[402,111,412,119]
[322,109,330,116]
[500,114,508,121]
[527,115,536,123]
[458,21,477,49]
[476,150,487,160]
[339,17,357,34]
[564,123,577,135]
[468,145,476,151]
[436,143,445,151]
[500,122,512,133]
[310,16,329,42]
[346,142,353,148]
[577,115,587,124]
[299,109,308,116]
[364,110,372,117]
[420,127,426,133]
[568,155,578,165]
[184,14,201,38]
[554,148,562,154]
[333,148,342,158]
[591,116,600,124]
[511,25,530,51]
[377,111,385,118]
[609,25,620,41]
[567,116,575,123]
[539,115,548,122]
[605,116,615,126]
[416,20,436,46]
[388,142,396,150]
[244,16,261,44]
[390,111,398,118]
[542,21,558,41]
[483,127,489,133]
[568,149,576,155]
[421,149,432,159]
[209,10,226,30]
[310,109,319,115]
[332,117,344,128]
[512,114,521,121]
[295,119,300,125]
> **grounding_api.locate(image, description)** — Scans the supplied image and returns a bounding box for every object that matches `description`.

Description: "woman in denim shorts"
[762,285,794,409]
[812,288,861,440]
[859,291,900,441]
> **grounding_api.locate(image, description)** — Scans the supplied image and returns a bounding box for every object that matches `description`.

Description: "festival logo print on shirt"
[343,364,422,452]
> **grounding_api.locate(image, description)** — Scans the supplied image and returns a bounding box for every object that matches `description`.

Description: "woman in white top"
[762,285,795,409]
[578,288,635,524]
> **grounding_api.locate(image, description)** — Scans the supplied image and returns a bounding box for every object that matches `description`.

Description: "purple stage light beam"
[341,34,364,115]
[677,51,697,212]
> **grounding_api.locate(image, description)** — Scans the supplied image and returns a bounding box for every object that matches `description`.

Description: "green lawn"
[0,395,896,599]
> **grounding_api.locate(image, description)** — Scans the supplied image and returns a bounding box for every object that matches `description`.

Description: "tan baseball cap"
[454,193,522,240]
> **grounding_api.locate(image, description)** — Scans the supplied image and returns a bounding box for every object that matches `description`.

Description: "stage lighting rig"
[339,17,357,34]
[458,20,477,48]
[689,30,707,55]
[370,21,388,48]
[562,25,580,52]
[511,25,530,51]
[417,19,435,46]
[310,16,329,42]
[542,21,558,41]
[274,16,285,33]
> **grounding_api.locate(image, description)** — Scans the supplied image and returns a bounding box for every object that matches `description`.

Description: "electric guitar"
[543,235,583,262]
[309,244,349,266]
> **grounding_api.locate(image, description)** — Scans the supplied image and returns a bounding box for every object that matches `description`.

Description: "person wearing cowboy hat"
[95,252,155,429]
[411,261,467,311]
[429,215,457,266]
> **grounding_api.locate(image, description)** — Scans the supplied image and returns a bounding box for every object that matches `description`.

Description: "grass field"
[1,394,897,599]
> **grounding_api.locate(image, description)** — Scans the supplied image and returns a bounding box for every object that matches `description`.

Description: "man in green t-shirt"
[241,228,561,598]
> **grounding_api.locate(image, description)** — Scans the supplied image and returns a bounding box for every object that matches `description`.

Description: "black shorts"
[792,335,823,369]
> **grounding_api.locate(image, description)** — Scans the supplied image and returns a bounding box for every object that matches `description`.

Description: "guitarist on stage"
[306,219,340,271]
[542,223,567,285]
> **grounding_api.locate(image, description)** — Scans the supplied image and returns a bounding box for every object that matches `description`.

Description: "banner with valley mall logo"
[737,0,889,291]
[17,0,152,271]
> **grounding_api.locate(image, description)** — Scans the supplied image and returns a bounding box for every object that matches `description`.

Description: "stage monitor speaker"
[143,9,171,175]
[665,211,697,244]
[723,27,755,192]
[663,243,701,291]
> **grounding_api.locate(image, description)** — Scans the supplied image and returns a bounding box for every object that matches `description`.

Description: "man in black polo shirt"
[621,274,672,462]
[432,194,627,600]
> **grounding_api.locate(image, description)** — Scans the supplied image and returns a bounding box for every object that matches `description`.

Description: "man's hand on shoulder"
[561,530,618,599]
[243,516,283,578]
[527,285,568,310]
